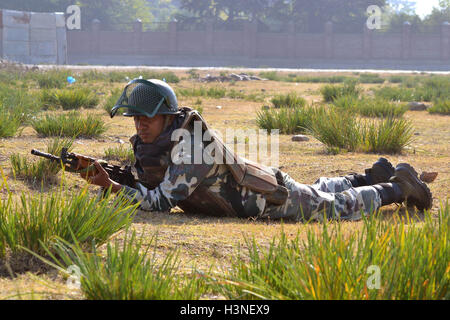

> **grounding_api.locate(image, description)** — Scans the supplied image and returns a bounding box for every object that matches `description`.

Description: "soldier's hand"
[84,161,123,193]
[85,161,108,186]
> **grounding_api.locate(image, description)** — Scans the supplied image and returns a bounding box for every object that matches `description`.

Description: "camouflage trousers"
[261,170,382,222]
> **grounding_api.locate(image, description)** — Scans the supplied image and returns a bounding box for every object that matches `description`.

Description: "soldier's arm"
[121,136,215,212]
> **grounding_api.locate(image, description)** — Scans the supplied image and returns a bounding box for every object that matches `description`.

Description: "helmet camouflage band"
[110,78,180,118]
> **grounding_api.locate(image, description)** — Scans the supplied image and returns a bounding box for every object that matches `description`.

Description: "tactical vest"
[131,107,288,217]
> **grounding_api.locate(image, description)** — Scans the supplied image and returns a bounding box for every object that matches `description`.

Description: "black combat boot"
[346,157,395,187]
[372,183,404,206]
[372,163,433,211]
[391,163,433,210]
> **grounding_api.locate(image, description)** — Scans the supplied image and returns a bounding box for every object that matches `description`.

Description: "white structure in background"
[0,9,67,64]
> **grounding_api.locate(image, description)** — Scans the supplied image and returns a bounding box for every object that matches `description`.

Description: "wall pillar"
[133,19,142,55]
[441,21,450,61]
[363,25,373,60]
[287,22,296,59]
[251,20,257,58]
[205,20,214,55]
[55,12,67,64]
[243,22,250,57]
[29,12,58,64]
[91,19,100,55]
[244,20,257,58]
[401,21,411,60]
[169,20,177,55]
[0,10,3,58]
[324,21,333,59]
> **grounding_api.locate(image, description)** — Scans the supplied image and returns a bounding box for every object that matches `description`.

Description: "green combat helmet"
[110,78,180,118]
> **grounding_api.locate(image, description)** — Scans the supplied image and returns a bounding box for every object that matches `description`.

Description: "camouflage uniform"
[122,132,268,218]
[261,172,381,221]
[121,128,382,222]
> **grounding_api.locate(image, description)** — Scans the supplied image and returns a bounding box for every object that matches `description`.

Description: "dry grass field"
[0,67,448,299]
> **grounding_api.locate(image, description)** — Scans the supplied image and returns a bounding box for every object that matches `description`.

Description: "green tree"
[421,4,450,32]
[177,0,388,33]
[292,0,387,33]
[75,0,153,30]
[0,0,73,12]
[439,0,450,10]
[384,11,422,32]
[146,0,179,22]
[0,0,153,30]
[176,0,278,30]
[387,0,416,14]
[384,0,449,33]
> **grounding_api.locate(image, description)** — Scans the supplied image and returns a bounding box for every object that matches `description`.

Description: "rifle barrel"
[31,149,61,162]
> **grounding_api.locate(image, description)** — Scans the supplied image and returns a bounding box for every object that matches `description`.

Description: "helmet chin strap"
[163,114,173,130]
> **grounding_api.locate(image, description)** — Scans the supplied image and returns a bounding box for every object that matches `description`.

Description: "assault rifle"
[31,147,136,188]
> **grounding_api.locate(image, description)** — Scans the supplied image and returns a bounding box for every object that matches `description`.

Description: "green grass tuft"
[177,87,226,99]
[258,71,280,81]
[258,72,351,83]
[187,69,200,79]
[270,92,306,108]
[0,85,40,124]
[307,108,413,154]
[375,86,416,101]
[10,137,74,184]
[256,105,314,134]
[0,105,22,138]
[104,145,135,165]
[176,86,264,102]
[40,88,100,110]
[419,77,450,101]
[34,69,72,89]
[387,75,408,84]
[0,177,138,259]
[334,96,408,118]
[34,231,208,300]
[32,111,107,138]
[428,100,450,115]
[358,73,385,84]
[307,107,362,153]
[103,89,122,115]
[376,77,449,102]
[321,81,361,102]
[360,117,414,153]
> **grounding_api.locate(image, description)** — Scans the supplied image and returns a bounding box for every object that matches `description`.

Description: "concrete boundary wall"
[66,20,450,68]
[1,9,448,68]
[0,10,3,58]
[0,9,67,64]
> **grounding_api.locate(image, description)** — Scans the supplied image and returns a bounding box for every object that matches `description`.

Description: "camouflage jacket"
[121,131,268,218]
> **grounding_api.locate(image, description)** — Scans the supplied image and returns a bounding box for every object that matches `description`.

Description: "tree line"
[1,0,449,33]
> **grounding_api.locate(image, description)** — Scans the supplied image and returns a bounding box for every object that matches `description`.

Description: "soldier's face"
[134,115,166,143]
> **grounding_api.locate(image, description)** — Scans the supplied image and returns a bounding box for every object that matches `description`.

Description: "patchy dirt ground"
[0,68,448,299]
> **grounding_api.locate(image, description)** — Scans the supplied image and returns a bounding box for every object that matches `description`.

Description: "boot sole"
[395,163,433,211]
[367,157,395,184]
